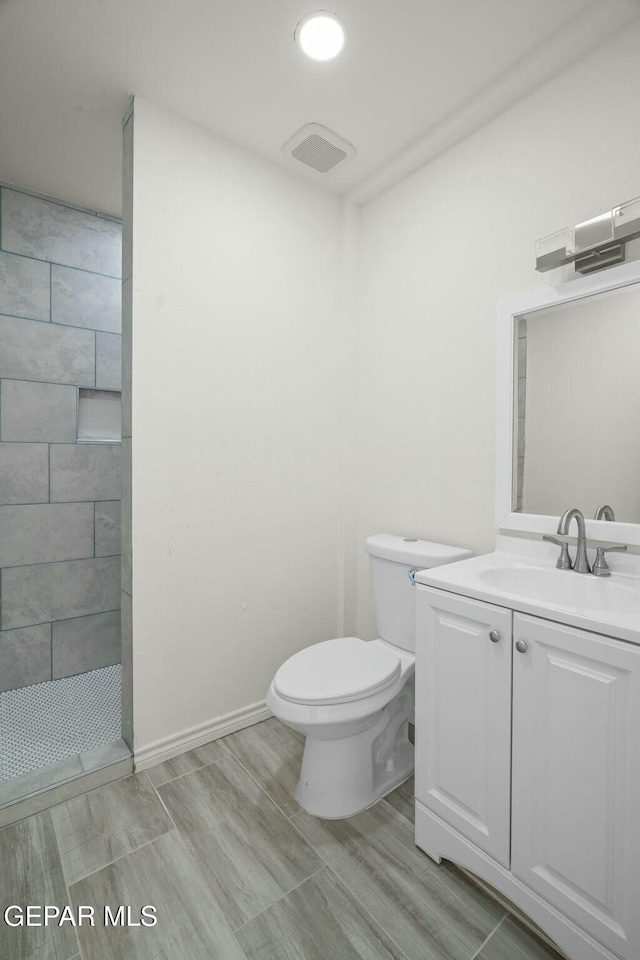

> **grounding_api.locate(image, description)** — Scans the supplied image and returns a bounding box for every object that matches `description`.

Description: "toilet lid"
[274,637,401,706]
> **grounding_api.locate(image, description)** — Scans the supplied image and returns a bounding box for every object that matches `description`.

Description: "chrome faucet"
[557,507,591,574]
[591,504,628,574]
[544,505,628,575]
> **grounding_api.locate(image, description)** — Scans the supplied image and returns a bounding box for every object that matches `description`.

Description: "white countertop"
[415,535,640,645]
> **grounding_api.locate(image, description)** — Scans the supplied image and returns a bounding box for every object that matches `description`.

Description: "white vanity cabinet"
[511,613,640,960]
[415,589,512,867]
[415,586,640,960]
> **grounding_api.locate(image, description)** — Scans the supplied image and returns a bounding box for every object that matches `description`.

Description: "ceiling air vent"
[283,123,355,174]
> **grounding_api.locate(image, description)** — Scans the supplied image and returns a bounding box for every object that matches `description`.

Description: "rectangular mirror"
[496,260,640,545]
[515,284,640,521]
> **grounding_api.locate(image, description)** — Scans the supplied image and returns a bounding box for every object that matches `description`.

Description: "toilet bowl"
[267,534,471,819]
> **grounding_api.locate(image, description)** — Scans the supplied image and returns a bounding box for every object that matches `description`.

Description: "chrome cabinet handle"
[489,630,500,643]
[515,639,528,653]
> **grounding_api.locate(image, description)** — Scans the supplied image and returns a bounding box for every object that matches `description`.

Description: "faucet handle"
[543,534,572,570]
[592,543,627,577]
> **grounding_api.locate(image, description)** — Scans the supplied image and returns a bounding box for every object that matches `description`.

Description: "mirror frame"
[496,259,640,546]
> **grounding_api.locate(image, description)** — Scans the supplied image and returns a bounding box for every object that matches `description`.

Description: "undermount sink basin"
[478,565,640,618]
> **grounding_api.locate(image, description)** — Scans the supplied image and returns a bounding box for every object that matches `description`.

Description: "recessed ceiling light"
[295,12,345,61]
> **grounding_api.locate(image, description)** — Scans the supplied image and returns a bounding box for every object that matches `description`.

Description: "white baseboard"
[133,701,272,771]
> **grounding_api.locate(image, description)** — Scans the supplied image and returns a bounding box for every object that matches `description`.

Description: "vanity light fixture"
[295,12,346,61]
[536,195,640,274]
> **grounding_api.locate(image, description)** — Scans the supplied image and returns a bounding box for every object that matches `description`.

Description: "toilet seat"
[274,637,401,706]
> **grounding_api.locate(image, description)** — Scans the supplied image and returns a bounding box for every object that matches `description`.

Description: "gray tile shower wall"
[0,379,78,442]
[51,265,121,332]
[0,250,50,321]
[120,111,133,751]
[52,610,121,679]
[50,443,121,502]
[2,556,121,630]
[0,624,52,693]
[96,331,122,390]
[0,313,95,385]
[0,503,94,567]
[1,188,121,277]
[95,501,121,558]
[0,443,49,504]
[0,187,122,691]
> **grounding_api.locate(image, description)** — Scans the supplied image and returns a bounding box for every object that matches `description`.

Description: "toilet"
[267,534,471,819]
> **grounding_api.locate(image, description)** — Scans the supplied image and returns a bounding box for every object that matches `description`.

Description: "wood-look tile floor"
[0,718,565,960]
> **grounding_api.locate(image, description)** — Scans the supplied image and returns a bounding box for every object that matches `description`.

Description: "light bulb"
[296,13,345,61]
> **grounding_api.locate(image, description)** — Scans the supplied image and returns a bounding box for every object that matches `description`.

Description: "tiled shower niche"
[0,187,122,695]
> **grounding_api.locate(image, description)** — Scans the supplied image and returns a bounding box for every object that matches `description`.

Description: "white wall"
[129,99,344,757]
[128,21,640,749]
[354,22,640,637]
[522,286,640,522]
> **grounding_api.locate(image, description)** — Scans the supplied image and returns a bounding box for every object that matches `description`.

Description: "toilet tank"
[366,534,472,652]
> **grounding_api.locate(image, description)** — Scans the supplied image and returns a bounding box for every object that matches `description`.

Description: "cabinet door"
[512,613,640,960]
[415,587,512,867]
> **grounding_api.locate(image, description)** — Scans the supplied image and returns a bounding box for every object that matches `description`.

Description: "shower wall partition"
[0,186,129,806]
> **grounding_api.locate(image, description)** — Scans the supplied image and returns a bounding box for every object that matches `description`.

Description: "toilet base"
[294,685,414,819]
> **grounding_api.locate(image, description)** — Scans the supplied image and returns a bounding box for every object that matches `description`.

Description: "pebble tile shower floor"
[0,717,565,960]
[0,664,121,781]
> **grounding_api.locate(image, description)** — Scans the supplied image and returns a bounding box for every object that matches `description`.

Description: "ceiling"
[0,0,638,217]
